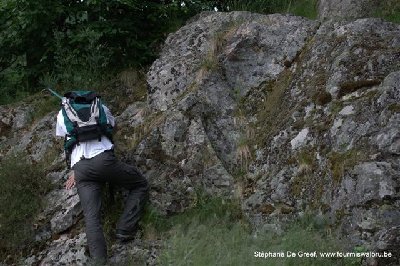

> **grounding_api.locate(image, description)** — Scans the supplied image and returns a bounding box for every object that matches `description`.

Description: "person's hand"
[65,171,76,189]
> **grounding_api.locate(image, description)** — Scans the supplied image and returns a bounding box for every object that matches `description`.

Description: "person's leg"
[115,164,149,234]
[74,165,107,261]
[102,152,149,234]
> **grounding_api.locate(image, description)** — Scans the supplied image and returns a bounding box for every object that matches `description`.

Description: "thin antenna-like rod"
[47,87,63,99]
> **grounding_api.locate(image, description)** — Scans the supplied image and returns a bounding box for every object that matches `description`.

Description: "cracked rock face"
[240,19,400,263]
[142,12,318,214]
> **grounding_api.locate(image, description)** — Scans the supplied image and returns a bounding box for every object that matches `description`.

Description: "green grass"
[151,195,360,266]
[0,152,53,262]
[374,0,400,23]
[287,0,318,19]
[225,0,318,19]
[328,149,368,184]
[226,0,398,22]
[142,193,243,235]
[159,222,354,266]
[31,95,60,122]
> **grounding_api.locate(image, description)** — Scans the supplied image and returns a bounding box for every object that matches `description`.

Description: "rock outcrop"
[144,12,319,215]
[0,3,399,266]
[144,12,400,265]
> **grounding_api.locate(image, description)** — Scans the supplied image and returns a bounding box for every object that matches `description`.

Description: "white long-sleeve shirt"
[56,105,115,168]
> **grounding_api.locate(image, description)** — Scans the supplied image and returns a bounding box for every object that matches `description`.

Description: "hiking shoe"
[115,228,137,242]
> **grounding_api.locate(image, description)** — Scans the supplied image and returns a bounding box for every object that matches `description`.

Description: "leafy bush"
[0,59,30,105]
[0,152,53,262]
[0,0,202,104]
[47,29,112,90]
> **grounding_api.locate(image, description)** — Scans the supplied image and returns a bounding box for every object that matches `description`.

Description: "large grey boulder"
[143,12,318,214]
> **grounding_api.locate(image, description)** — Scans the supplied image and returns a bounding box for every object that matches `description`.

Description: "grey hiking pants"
[73,150,149,261]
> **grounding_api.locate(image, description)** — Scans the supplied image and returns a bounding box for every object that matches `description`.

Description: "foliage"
[0,152,53,262]
[0,0,203,103]
[0,59,30,104]
[50,30,112,90]
[0,0,320,105]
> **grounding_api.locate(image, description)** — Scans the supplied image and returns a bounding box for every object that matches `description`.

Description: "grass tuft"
[0,152,53,263]
[225,0,318,19]
[328,149,368,184]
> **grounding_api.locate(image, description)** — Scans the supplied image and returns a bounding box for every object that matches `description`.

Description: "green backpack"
[61,91,113,166]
